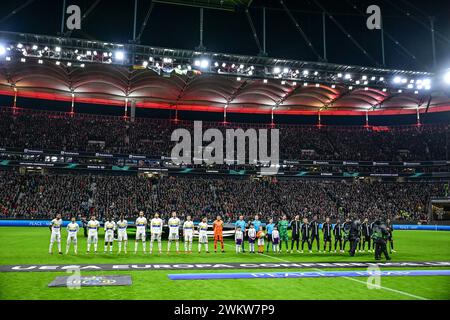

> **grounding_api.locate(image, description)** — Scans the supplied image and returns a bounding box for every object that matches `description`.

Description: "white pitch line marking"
[224,243,429,300]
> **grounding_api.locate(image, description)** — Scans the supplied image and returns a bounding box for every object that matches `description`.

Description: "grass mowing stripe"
[224,242,429,300]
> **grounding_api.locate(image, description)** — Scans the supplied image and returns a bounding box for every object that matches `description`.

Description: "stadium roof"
[0,31,449,116]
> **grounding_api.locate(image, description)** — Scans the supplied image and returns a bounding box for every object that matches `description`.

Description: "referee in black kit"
[310,215,321,252]
[290,215,301,253]
[322,217,333,252]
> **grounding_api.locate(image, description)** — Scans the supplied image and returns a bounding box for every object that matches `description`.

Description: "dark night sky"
[0,0,449,72]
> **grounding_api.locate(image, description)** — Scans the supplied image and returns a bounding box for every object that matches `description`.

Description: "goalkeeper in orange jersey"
[213,215,225,253]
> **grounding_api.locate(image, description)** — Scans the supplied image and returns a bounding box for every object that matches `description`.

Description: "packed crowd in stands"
[0,107,448,161]
[0,171,442,222]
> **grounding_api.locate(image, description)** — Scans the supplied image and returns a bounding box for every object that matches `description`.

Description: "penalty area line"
[224,243,429,300]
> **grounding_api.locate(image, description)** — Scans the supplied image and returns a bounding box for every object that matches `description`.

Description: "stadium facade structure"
[0,31,449,122]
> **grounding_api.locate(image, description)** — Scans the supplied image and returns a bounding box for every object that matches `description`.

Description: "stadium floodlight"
[236,77,241,81]
[303,70,309,76]
[371,76,376,81]
[292,81,297,86]
[67,62,72,67]
[200,59,209,69]
[362,75,367,80]
[248,70,253,75]
[20,57,26,62]
[443,71,450,85]
[314,71,318,76]
[398,89,402,93]
[401,78,407,84]
[303,82,308,86]
[55,46,61,52]
[283,67,289,74]
[331,84,336,88]
[17,43,23,49]
[407,84,413,89]
[38,59,43,64]
[355,80,360,85]
[214,62,219,67]
[273,67,281,74]
[393,76,401,84]
[348,86,353,90]
[281,80,286,85]
[142,61,148,67]
[414,90,419,94]
[32,45,38,50]
[239,64,244,69]
[263,79,268,83]
[115,51,125,61]
[0,45,5,55]
[315,83,320,87]
[5,56,11,61]
[382,88,387,92]
[337,73,343,78]
[55,61,60,65]
[364,87,369,91]
[424,85,431,90]
[80,63,85,68]
[379,77,384,81]
[345,73,351,79]
[103,52,109,57]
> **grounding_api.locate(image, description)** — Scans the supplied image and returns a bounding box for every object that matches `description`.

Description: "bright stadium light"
[55,46,61,52]
[443,70,450,85]
[200,59,209,69]
[273,67,281,74]
[142,61,148,67]
[303,70,309,76]
[283,67,289,74]
[344,73,351,79]
[0,45,5,55]
[393,76,401,84]
[115,51,125,60]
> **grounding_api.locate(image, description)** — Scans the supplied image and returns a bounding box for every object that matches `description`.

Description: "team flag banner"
[48,275,132,287]
[168,270,450,281]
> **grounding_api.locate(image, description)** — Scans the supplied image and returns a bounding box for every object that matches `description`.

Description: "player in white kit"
[86,216,100,253]
[135,211,147,253]
[183,215,195,253]
[117,215,128,254]
[49,214,63,254]
[104,217,116,253]
[150,213,163,254]
[197,217,209,253]
[167,211,181,254]
[65,217,79,254]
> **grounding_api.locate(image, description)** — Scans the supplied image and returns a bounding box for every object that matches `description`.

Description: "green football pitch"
[0,227,449,300]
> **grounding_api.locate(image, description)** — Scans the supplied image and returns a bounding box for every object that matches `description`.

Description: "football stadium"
[0,0,450,306]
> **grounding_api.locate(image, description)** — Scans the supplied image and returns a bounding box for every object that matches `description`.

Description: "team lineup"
[49,212,396,260]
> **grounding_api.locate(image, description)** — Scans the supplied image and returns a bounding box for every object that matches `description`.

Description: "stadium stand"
[0,107,448,161]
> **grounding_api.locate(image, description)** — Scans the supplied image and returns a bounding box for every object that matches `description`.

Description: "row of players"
[48,212,395,255]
